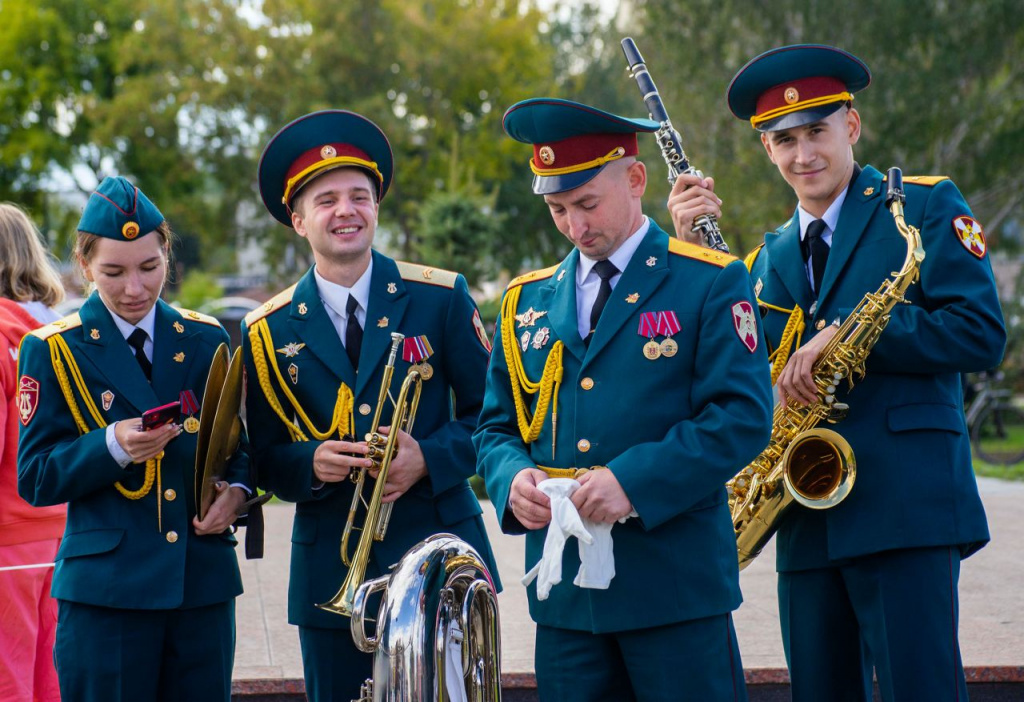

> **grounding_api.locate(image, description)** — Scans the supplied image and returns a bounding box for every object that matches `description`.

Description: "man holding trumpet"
[242,110,499,701]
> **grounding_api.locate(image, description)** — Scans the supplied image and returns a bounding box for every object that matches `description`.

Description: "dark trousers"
[54,599,235,702]
[299,625,374,702]
[779,546,967,702]
[535,613,747,702]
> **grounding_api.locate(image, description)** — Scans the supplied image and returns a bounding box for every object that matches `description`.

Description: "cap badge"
[538,146,556,166]
[320,145,337,159]
[122,221,140,240]
[784,87,800,104]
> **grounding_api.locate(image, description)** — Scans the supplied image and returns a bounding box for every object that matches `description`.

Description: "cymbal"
[198,346,243,520]
[194,343,229,519]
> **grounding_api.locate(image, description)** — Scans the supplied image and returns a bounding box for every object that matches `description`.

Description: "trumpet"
[318,332,423,617]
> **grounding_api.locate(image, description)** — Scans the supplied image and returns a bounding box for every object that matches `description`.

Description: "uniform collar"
[797,188,847,242]
[313,258,373,319]
[577,215,650,285]
[108,302,158,341]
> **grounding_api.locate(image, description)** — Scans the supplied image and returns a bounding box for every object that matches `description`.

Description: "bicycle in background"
[964,371,1024,466]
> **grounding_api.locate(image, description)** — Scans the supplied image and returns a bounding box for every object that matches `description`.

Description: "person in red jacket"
[0,202,67,702]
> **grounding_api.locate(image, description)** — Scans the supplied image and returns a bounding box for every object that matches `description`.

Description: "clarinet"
[621,37,729,253]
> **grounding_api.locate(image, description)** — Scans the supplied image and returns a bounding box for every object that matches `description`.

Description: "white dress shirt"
[315,260,372,346]
[797,189,847,292]
[575,216,650,339]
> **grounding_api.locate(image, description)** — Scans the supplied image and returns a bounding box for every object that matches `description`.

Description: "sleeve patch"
[731,301,759,353]
[952,216,986,259]
[472,309,492,352]
[18,375,40,426]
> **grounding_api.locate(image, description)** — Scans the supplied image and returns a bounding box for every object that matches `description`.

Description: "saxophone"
[728,167,925,569]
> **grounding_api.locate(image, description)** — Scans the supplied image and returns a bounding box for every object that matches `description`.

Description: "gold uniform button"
[580,377,594,391]
[166,531,179,543]
[163,489,176,501]
[358,403,372,416]
[815,319,826,331]
[577,439,591,453]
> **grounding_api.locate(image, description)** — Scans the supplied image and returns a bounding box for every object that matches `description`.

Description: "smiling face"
[290,167,379,285]
[542,158,647,261]
[80,231,169,325]
[761,106,861,218]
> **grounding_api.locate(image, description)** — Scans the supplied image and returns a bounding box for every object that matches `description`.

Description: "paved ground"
[233,476,1024,680]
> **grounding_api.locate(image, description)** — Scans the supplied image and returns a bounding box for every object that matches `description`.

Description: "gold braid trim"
[763,302,805,386]
[500,285,563,444]
[47,335,161,500]
[248,319,354,442]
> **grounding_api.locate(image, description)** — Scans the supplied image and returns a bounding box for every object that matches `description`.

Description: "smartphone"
[141,401,181,430]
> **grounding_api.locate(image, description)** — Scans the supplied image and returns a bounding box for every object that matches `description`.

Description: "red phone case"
[142,401,181,430]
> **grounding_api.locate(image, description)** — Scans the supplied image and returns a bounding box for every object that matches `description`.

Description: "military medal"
[657,311,681,358]
[180,390,200,433]
[403,335,435,381]
[638,312,661,360]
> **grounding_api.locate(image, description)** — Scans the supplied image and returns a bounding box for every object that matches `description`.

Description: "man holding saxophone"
[475,97,773,701]
[670,46,1006,701]
[242,110,499,701]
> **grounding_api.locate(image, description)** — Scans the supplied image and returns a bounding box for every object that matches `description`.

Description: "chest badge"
[515,307,548,328]
[531,327,551,350]
[754,278,764,297]
[520,330,531,352]
[288,363,299,385]
[101,390,115,411]
[276,342,306,358]
[173,352,185,363]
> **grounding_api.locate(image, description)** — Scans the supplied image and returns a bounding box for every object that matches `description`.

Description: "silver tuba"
[349,533,503,702]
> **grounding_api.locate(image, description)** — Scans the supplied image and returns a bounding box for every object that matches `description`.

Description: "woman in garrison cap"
[16,177,254,702]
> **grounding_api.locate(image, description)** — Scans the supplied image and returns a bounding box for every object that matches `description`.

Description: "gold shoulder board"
[396,261,458,288]
[904,175,950,187]
[244,284,298,326]
[176,307,222,327]
[30,312,82,340]
[506,264,559,290]
[667,238,736,268]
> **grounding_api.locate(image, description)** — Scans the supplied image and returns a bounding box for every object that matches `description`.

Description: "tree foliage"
[629,0,1024,254]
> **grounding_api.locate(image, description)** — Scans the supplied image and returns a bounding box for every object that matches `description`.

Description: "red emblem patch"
[952,216,986,258]
[472,309,492,352]
[18,376,40,426]
[732,301,758,353]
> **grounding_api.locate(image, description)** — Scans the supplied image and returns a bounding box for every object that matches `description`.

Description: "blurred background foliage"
[1,0,1021,291]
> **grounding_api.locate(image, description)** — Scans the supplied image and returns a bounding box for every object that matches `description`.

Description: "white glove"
[574,519,615,589]
[520,479,593,600]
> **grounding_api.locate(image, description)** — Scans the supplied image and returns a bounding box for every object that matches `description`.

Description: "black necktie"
[587,259,619,344]
[805,219,830,296]
[345,294,362,369]
[127,328,152,381]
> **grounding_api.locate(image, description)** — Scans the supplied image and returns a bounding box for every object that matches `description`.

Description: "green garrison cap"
[258,110,394,227]
[78,176,165,241]
[502,98,659,195]
[727,45,871,132]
